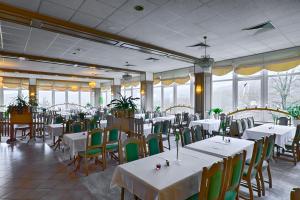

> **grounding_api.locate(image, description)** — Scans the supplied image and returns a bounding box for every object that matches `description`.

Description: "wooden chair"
[119,137,144,164]
[180,127,193,147]
[278,124,300,165]
[241,138,264,200]
[106,128,121,163]
[172,113,182,132]
[145,134,163,156]
[276,116,290,126]
[186,159,227,200]
[247,117,255,128]
[161,120,171,150]
[236,119,244,138]
[291,188,300,200]
[152,121,162,135]
[191,125,204,142]
[221,150,246,200]
[75,128,107,176]
[241,118,249,132]
[181,112,189,127]
[71,121,83,133]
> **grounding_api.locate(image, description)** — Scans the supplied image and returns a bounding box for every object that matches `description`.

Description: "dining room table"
[111,148,222,200]
[46,123,64,145]
[188,119,220,135]
[185,136,254,159]
[243,123,296,147]
[152,115,176,124]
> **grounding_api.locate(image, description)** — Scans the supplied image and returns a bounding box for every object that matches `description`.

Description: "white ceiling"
[0,0,300,77]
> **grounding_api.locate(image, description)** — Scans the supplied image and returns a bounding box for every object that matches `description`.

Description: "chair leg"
[267,163,272,188]
[259,170,265,196]
[247,179,254,200]
[255,174,261,197]
[167,135,171,150]
[121,187,125,200]
[84,157,89,176]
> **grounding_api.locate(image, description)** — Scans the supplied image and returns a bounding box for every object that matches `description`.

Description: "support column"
[111,78,121,100]
[194,72,212,119]
[140,72,153,112]
[29,78,37,106]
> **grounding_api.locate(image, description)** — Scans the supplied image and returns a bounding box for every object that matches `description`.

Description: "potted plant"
[287,105,300,125]
[107,94,139,118]
[208,107,223,119]
[7,96,30,114]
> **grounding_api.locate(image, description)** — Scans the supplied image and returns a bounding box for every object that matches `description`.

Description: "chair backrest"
[54,115,64,124]
[192,125,203,142]
[247,117,255,128]
[146,134,162,156]
[241,118,249,131]
[245,138,264,177]
[108,128,120,142]
[265,134,276,161]
[182,112,189,122]
[199,159,227,200]
[174,113,181,124]
[292,124,300,145]
[222,151,246,200]
[152,122,161,135]
[161,120,170,135]
[236,119,244,136]
[71,122,82,133]
[121,138,141,163]
[291,188,300,200]
[86,128,106,151]
[258,136,273,170]
[277,116,289,126]
[180,127,192,146]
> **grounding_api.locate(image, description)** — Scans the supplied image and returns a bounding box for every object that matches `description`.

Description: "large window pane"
[3,90,18,106]
[212,81,233,112]
[153,87,162,109]
[268,73,300,110]
[125,89,131,97]
[238,79,261,108]
[101,92,107,107]
[68,91,79,105]
[38,90,52,107]
[55,91,66,110]
[163,86,174,109]
[81,91,91,106]
[177,84,190,105]
[132,88,141,110]
[21,90,29,99]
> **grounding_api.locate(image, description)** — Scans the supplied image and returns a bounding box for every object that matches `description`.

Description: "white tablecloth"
[243,124,296,147]
[152,115,175,124]
[111,148,221,200]
[185,136,254,160]
[63,132,87,157]
[99,120,107,128]
[189,119,220,134]
[46,124,63,137]
[135,113,145,119]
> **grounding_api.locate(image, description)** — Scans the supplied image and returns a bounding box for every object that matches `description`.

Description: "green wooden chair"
[106,128,120,163]
[145,134,163,156]
[54,115,64,124]
[192,125,203,142]
[280,125,300,165]
[186,159,227,200]
[241,138,264,200]
[161,120,171,150]
[75,128,106,176]
[119,137,143,164]
[180,127,192,147]
[71,121,83,133]
[152,121,162,135]
[222,151,246,200]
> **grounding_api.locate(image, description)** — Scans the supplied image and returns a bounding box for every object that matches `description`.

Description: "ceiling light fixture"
[18,57,26,61]
[89,81,96,88]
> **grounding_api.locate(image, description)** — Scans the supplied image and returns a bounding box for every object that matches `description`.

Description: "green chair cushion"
[148,138,160,156]
[224,191,237,200]
[125,143,139,162]
[106,143,118,151]
[78,148,102,156]
[109,129,119,142]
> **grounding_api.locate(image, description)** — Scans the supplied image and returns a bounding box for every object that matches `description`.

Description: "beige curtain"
[153,79,161,85]
[212,65,233,76]
[37,80,92,91]
[122,81,140,88]
[265,59,300,72]
[1,77,29,89]
[234,65,263,75]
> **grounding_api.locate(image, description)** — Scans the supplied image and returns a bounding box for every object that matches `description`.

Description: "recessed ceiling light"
[18,57,26,61]
[134,5,144,11]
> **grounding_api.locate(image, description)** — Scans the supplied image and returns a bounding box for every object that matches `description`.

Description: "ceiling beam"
[0,50,143,75]
[0,2,197,63]
[0,67,113,80]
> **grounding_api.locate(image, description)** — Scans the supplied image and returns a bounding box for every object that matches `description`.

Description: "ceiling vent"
[242,21,275,35]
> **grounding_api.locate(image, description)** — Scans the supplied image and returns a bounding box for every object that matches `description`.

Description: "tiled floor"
[0,136,299,200]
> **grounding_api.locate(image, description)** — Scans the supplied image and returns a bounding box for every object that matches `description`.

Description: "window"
[125,89,131,97]
[38,90,52,107]
[3,89,18,106]
[177,84,191,105]
[21,90,29,99]
[238,79,261,108]
[101,92,107,107]
[212,81,233,112]
[55,91,66,110]
[132,87,141,110]
[153,86,162,109]
[68,91,79,105]
[163,86,174,109]
[81,91,91,106]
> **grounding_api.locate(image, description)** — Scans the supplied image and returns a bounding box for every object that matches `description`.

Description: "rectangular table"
[243,124,296,147]
[189,119,220,134]
[111,148,222,200]
[185,136,254,159]
[46,123,64,144]
[152,115,175,124]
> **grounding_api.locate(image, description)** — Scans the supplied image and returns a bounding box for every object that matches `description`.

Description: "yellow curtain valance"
[265,59,300,72]
[159,76,190,86]
[37,80,92,91]
[153,79,161,85]
[212,65,233,76]
[122,81,140,88]
[101,85,111,91]
[234,65,263,75]
[0,77,29,89]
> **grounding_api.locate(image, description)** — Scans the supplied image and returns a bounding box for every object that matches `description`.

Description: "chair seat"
[78,148,102,156]
[224,190,237,200]
[106,143,118,151]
